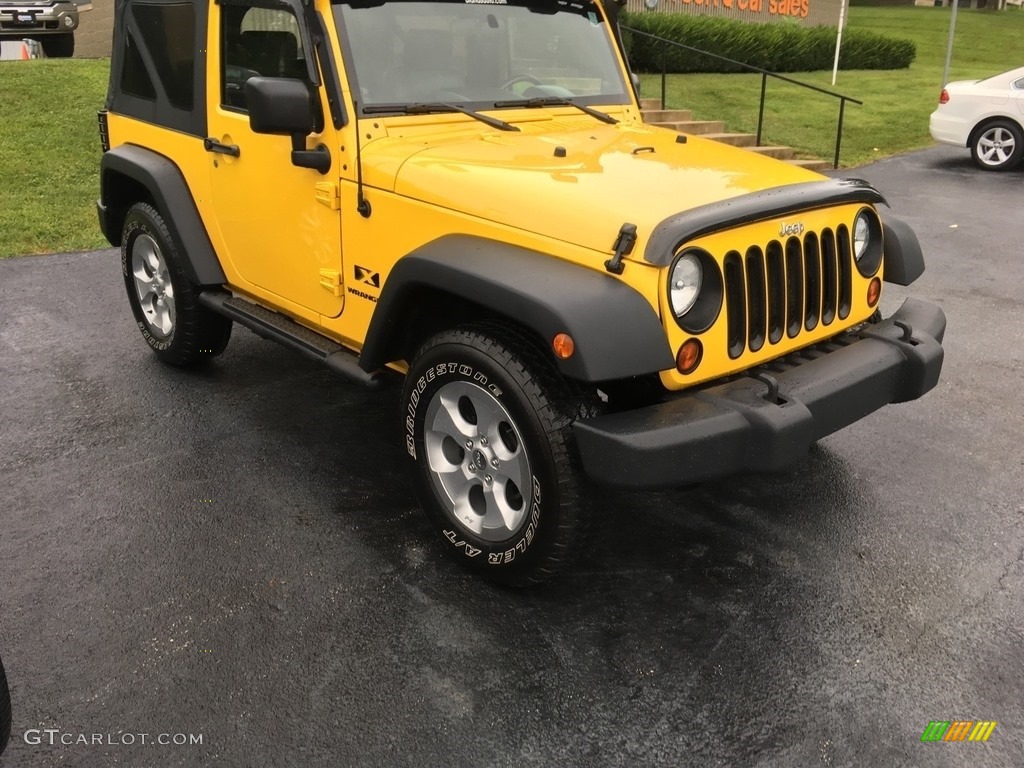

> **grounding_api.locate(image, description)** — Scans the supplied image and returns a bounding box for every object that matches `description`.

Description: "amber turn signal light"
[552,333,575,359]
[676,338,702,374]
[867,277,882,307]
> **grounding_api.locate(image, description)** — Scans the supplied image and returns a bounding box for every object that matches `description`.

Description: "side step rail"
[199,291,385,389]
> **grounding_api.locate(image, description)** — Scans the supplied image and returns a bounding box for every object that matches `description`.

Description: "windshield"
[332,0,631,113]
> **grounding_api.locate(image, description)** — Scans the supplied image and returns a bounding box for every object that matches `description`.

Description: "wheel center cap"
[472,450,486,470]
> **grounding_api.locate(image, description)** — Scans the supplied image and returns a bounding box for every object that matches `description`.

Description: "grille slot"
[804,232,821,331]
[766,241,785,345]
[745,247,767,352]
[724,251,746,359]
[720,224,854,358]
[784,237,803,338]
[820,228,838,325]
[836,224,852,319]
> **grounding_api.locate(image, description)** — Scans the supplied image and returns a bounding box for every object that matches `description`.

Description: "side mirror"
[244,76,331,174]
[245,76,315,136]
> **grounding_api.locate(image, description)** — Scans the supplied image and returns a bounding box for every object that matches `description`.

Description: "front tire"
[971,119,1023,171]
[403,325,594,586]
[121,203,232,366]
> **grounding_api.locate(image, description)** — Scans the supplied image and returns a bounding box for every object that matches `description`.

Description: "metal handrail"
[621,26,863,169]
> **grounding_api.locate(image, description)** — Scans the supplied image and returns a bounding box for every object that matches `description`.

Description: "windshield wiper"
[363,103,519,132]
[492,97,618,125]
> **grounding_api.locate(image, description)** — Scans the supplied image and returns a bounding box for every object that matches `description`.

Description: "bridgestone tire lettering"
[401,324,595,587]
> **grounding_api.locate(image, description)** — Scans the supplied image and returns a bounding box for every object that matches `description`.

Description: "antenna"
[353,100,371,218]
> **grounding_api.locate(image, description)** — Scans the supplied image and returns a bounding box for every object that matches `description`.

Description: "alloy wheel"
[131,233,176,338]
[422,380,532,542]
[977,126,1016,168]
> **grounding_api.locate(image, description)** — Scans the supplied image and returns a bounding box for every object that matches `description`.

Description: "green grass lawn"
[0,59,110,258]
[639,6,1024,167]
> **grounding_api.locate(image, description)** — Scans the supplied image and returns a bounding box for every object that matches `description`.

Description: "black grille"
[725,228,854,359]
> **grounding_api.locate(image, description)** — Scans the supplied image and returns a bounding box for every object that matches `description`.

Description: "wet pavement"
[1,145,1022,767]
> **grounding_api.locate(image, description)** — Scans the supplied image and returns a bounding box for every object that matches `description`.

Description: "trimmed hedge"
[621,13,916,73]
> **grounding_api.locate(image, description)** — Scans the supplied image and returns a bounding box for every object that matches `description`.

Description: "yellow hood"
[364,118,823,259]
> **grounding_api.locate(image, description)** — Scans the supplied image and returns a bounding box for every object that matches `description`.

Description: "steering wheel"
[500,74,543,93]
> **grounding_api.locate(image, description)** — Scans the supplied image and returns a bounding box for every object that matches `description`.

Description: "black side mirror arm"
[290,134,331,174]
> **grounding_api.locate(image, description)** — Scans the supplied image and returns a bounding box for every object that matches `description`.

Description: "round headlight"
[852,208,883,277]
[853,212,871,261]
[670,253,702,317]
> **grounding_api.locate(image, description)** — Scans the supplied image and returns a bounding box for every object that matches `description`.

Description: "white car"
[930,66,1024,171]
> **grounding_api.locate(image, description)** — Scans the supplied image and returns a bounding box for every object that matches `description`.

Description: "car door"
[206,0,344,318]
[1014,76,1024,117]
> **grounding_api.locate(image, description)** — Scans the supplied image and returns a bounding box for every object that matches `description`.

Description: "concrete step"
[650,119,726,135]
[639,103,831,172]
[641,108,693,123]
[701,132,758,148]
[747,145,795,160]
[787,158,833,172]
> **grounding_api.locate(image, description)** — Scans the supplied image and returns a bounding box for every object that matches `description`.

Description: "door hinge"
[319,269,343,297]
[315,181,339,210]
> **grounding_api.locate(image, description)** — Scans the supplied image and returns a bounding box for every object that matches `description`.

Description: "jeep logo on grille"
[779,221,806,237]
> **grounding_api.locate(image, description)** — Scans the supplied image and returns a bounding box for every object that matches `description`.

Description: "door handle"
[204,137,240,158]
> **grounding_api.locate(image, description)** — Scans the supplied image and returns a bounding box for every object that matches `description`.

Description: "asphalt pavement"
[1,145,1022,767]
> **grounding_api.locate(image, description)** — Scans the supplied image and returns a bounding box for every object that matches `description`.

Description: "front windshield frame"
[331,0,632,117]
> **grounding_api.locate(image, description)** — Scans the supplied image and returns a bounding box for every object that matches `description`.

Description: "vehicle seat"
[238,30,304,80]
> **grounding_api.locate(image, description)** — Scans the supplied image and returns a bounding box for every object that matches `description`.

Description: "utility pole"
[831,0,848,86]
[941,0,959,92]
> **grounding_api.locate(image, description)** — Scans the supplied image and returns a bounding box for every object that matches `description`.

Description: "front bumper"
[574,298,946,488]
[0,2,78,34]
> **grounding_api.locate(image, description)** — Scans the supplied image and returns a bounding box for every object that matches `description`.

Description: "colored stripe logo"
[921,721,997,742]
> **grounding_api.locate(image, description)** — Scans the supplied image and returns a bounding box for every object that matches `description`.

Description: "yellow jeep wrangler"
[97,0,945,585]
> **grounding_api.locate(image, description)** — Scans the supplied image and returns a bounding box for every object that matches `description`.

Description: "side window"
[221,4,309,110]
[128,3,195,110]
[110,0,203,136]
[120,30,157,101]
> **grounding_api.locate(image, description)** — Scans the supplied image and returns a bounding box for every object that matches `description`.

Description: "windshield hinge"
[319,269,343,296]
[315,181,339,210]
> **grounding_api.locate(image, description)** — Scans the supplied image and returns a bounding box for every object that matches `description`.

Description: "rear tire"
[40,32,74,58]
[0,653,11,758]
[970,119,1023,171]
[402,324,595,586]
[121,203,232,366]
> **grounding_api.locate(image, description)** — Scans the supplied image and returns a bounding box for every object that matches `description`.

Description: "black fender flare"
[98,144,226,287]
[881,216,925,286]
[359,235,674,382]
